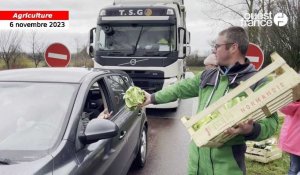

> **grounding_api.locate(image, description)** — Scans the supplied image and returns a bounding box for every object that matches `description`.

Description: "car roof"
[0,67,125,83]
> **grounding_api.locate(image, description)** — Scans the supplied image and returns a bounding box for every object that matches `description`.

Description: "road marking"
[48,52,68,60]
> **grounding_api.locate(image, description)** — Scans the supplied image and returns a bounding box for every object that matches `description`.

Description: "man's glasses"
[214,43,235,50]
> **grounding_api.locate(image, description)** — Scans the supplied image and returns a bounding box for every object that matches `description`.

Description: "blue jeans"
[289,154,300,175]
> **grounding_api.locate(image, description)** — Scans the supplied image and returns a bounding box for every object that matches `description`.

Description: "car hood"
[0,155,53,175]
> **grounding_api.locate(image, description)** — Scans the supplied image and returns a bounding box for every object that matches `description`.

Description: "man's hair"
[219,26,249,56]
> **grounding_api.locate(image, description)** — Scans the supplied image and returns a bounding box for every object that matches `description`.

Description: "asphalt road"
[128,97,198,175]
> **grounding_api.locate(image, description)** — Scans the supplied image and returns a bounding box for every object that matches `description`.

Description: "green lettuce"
[123,86,145,111]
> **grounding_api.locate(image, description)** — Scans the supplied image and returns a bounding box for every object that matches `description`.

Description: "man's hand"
[98,108,113,119]
[140,90,152,107]
[224,119,254,135]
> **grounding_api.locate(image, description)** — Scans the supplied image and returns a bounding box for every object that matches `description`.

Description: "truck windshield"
[96,25,176,54]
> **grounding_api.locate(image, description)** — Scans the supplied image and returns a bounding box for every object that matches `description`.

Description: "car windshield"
[0,82,78,162]
[95,24,176,54]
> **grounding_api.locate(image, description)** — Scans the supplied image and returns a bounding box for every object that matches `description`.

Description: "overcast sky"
[0,0,243,55]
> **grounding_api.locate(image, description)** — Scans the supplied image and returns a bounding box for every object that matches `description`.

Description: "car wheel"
[133,125,147,168]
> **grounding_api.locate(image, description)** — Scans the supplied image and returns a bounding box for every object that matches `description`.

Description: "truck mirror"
[187,31,191,44]
[89,27,96,44]
[87,27,96,58]
[88,46,94,58]
[178,27,186,59]
[185,46,191,56]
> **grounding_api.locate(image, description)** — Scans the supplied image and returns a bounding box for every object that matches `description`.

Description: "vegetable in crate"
[123,86,146,111]
[192,96,246,131]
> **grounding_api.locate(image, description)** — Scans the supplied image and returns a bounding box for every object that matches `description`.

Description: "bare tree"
[202,0,261,42]
[267,0,300,71]
[29,31,45,68]
[82,44,89,67]
[0,30,23,69]
[74,38,80,66]
[72,38,91,67]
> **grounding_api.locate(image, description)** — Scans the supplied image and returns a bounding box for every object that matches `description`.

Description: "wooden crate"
[181,52,300,147]
[245,138,282,163]
[245,150,282,163]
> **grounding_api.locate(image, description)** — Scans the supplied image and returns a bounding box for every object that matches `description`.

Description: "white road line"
[48,53,68,60]
[248,56,259,62]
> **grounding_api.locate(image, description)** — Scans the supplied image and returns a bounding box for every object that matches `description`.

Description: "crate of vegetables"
[245,138,282,163]
[181,52,300,147]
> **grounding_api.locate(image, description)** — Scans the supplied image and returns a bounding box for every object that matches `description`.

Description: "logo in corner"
[273,13,288,26]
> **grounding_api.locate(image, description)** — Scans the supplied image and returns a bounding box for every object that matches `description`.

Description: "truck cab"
[88,0,191,109]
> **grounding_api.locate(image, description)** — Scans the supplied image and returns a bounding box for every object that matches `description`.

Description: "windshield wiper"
[143,51,160,56]
[162,51,172,56]
[0,158,12,165]
[143,51,172,57]
[127,26,144,56]
[107,51,124,56]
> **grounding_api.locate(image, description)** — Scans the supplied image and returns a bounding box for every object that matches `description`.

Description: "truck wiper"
[0,158,12,165]
[127,26,144,56]
[143,51,172,57]
[161,51,172,56]
[143,51,160,56]
[107,51,124,56]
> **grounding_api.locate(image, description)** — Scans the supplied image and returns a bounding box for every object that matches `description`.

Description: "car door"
[75,78,124,175]
[105,75,142,174]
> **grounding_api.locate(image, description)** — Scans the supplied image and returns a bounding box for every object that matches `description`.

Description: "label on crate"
[0,11,69,30]
[203,75,292,140]
[239,82,286,114]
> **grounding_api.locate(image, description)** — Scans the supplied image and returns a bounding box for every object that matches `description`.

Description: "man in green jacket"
[141,26,278,175]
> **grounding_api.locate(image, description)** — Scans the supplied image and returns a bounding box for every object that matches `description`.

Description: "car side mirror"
[79,119,119,144]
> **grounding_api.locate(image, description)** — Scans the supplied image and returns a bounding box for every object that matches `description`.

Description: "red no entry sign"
[45,43,71,67]
[246,43,264,70]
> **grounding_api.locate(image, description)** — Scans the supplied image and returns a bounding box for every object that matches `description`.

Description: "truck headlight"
[100,10,106,16]
[165,77,178,86]
[166,9,174,15]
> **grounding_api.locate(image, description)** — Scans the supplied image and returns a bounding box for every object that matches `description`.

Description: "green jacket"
[151,60,279,175]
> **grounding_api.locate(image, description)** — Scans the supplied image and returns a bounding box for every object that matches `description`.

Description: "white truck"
[88,0,191,109]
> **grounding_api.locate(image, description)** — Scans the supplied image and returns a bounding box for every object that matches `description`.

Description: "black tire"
[133,125,147,168]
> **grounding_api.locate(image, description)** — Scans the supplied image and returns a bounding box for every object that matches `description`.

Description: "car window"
[0,82,78,161]
[106,75,129,113]
[82,79,110,120]
[122,74,133,87]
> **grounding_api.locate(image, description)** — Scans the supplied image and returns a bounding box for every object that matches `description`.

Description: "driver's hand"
[98,108,113,119]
